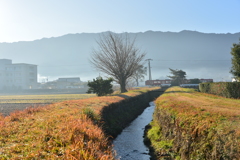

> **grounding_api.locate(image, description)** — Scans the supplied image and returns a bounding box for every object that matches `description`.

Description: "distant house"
[40,77,84,89]
[0,59,38,90]
[56,77,82,89]
[145,79,172,86]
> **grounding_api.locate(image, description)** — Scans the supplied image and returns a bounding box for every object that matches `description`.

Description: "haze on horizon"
[0,0,239,43]
[0,1,240,83]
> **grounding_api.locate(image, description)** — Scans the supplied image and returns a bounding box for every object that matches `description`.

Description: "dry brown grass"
[165,87,240,122]
[0,87,159,159]
[148,87,240,159]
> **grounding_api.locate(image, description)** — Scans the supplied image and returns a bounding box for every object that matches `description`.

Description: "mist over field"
[1,30,239,82]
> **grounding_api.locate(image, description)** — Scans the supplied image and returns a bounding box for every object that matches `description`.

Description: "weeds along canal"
[113,102,155,160]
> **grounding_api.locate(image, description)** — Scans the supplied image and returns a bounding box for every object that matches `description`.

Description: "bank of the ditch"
[101,88,165,138]
[145,87,240,160]
[0,87,164,159]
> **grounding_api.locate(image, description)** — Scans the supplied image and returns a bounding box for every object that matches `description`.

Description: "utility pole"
[145,59,153,80]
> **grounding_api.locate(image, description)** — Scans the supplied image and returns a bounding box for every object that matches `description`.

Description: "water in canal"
[113,102,155,160]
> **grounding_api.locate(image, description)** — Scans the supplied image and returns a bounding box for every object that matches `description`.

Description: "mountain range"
[1,30,240,82]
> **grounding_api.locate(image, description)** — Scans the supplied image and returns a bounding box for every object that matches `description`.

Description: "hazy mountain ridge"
[1,30,240,81]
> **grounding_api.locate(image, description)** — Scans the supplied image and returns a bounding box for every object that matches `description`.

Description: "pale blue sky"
[0,0,239,42]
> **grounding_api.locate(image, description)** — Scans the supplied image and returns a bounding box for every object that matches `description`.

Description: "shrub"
[199,82,240,98]
[87,77,113,96]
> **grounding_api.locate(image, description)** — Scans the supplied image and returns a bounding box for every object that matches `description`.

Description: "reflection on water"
[113,102,155,160]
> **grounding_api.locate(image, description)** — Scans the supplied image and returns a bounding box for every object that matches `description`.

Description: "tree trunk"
[136,78,139,86]
[120,79,128,93]
[120,85,127,93]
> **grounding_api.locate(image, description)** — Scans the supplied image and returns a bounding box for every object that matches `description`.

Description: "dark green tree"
[86,77,113,96]
[230,39,240,81]
[189,78,201,84]
[168,68,186,86]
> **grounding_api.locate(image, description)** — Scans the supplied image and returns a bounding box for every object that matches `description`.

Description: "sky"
[0,0,240,43]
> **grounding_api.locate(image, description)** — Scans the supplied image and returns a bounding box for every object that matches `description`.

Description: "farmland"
[0,94,96,116]
[146,87,240,159]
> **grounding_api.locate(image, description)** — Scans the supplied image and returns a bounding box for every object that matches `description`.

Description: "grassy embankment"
[0,87,159,159]
[146,87,240,160]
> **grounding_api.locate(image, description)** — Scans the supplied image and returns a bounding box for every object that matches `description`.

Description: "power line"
[154,59,230,61]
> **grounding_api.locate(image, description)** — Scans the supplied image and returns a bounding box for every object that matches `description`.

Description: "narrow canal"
[113,102,155,160]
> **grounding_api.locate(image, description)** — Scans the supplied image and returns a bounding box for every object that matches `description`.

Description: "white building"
[0,59,38,90]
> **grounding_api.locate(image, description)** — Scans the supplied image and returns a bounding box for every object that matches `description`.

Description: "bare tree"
[132,65,147,86]
[90,32,146,93]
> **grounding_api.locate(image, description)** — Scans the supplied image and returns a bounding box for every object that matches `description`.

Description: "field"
[0,94,96,116]
[147,87,240,159]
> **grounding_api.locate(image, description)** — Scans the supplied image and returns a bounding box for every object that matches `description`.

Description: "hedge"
[199,82,240,98]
